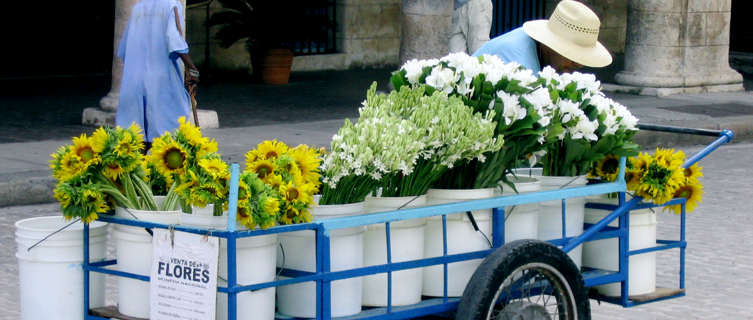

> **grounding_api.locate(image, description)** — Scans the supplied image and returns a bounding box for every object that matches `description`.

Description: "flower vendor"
[473,0,612,73]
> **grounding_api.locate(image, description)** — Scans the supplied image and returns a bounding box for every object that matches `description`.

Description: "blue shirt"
[472,27,541,72]
[455,0,469,9]
[116,0,191,141]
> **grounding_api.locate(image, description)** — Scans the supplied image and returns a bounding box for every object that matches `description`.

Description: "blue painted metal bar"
[562,197,642,253]
[227,232,238,320]
[385,221,392,313]
[318,226,332,320]
[83,223,90,318]
[579,226,623,242]
[582,268,623,287]
[628,241,686,256]
[232,249,495,293]
[492,207,504,248]
[561,199,567,241]
[97,213,318,238]
[278,267,316,278]
[89,259,116,267]
[322,181,626,230]
[619,191,629,306]
[682,129,734,168]
[85,265,150,282]
[681,203,687,289]
[227,163,239,232]
[442,214,448,302]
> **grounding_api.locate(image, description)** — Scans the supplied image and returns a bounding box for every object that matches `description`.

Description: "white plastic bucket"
[113,207,181,318]
[423,188,495,297]
[217,234,277,320]
[277,201,366,318]
[499,177,541,242]
[362,195,426,306]
[583,196,657,296]
[182,204,228,230]
[537,175,587,269]
[15,216,107,320]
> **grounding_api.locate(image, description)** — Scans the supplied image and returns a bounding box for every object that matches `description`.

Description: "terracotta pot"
[253,48,293,84]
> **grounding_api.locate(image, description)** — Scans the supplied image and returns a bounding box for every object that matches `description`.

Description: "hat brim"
[523,20,612,68]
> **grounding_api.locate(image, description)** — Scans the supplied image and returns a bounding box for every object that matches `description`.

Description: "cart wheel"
[456,240,590,320]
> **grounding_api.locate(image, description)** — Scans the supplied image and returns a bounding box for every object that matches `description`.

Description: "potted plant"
[209,0,332,84]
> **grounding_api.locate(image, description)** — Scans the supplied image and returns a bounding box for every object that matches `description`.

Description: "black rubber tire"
[456,239,590,320]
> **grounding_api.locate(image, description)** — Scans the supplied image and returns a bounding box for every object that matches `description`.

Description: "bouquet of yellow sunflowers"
[147,117,228,216]
[50,124,148,222]
[590,148,703,213]
[241,140,322,229]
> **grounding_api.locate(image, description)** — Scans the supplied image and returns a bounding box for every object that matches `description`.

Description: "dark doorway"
[490,0,547,38]
[730,0,753,53]
[0,2,115,78]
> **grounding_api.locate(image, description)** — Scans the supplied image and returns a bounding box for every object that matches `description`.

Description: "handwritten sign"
[150,229,219,320]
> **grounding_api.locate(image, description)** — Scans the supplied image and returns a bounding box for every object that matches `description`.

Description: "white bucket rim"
[15,216,107,233]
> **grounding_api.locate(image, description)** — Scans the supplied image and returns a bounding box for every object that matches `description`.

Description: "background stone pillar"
[614,0,743,95]
[399,0,453,63]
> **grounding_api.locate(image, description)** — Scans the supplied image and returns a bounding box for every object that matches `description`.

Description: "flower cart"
[79,124,732,320]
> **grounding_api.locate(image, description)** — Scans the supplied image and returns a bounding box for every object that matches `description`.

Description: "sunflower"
[72,134,100,168]
[150,137,188,177]
[294,209,313,224]
[279,206,297,225]
[237,179,250,202]
[256,140,289,160]
[665,182,703,214]
[80,187,109,223]
[653,148,684,169]
[102,161,125,180]
[177,116,204,147]
[625,169,642,191]
[683,163,703,183]
[263,196,280,215]
[237,202,255,228]
[264,174,284,190]
[248,159,276,180]
[279,182,304,203]
[289,145,322,184]
[90,127,110,153]
[594,155,620,182]
[53,184,73,208]
[635,161,684,205]
[59,150,87,181]
[127,123,145,144]
[198,157,230,180]
[114,131,140,158]
[197,137,219,158]
[244,149,263,167]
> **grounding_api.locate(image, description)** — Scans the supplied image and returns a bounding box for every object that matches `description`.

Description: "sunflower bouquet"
[392,52,551,188]
[537,67,640,177]
[50,124,149,222]
[590,149,704,213]
[244,140,321,226]
[356,83,503,195]
[147,117,223,214]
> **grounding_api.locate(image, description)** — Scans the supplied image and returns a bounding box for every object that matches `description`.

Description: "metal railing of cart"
[81,124,733,319]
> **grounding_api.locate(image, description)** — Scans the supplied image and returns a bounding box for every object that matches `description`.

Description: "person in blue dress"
[473,0,612,73]
[116,0,199,147]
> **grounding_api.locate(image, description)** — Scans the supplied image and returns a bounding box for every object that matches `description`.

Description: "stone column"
[614,0,743,95]
[399,0,453,63]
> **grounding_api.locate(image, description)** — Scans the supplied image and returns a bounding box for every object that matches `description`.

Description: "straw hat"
[522,0,612,67]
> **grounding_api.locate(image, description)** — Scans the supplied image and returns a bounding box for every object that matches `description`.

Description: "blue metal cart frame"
[81,125,733,319]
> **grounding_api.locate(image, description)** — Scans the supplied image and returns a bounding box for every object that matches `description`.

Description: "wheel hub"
[496,300,550,320]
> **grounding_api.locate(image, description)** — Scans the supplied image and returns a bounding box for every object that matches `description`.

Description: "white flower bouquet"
[537,66,640,176]
[391,53,552,188]
[358,83,503,196]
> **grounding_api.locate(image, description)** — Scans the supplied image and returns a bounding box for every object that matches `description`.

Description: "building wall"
[185,0,402,74]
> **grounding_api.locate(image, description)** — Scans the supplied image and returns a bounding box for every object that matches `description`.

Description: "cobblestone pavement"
[1,143,751,319]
